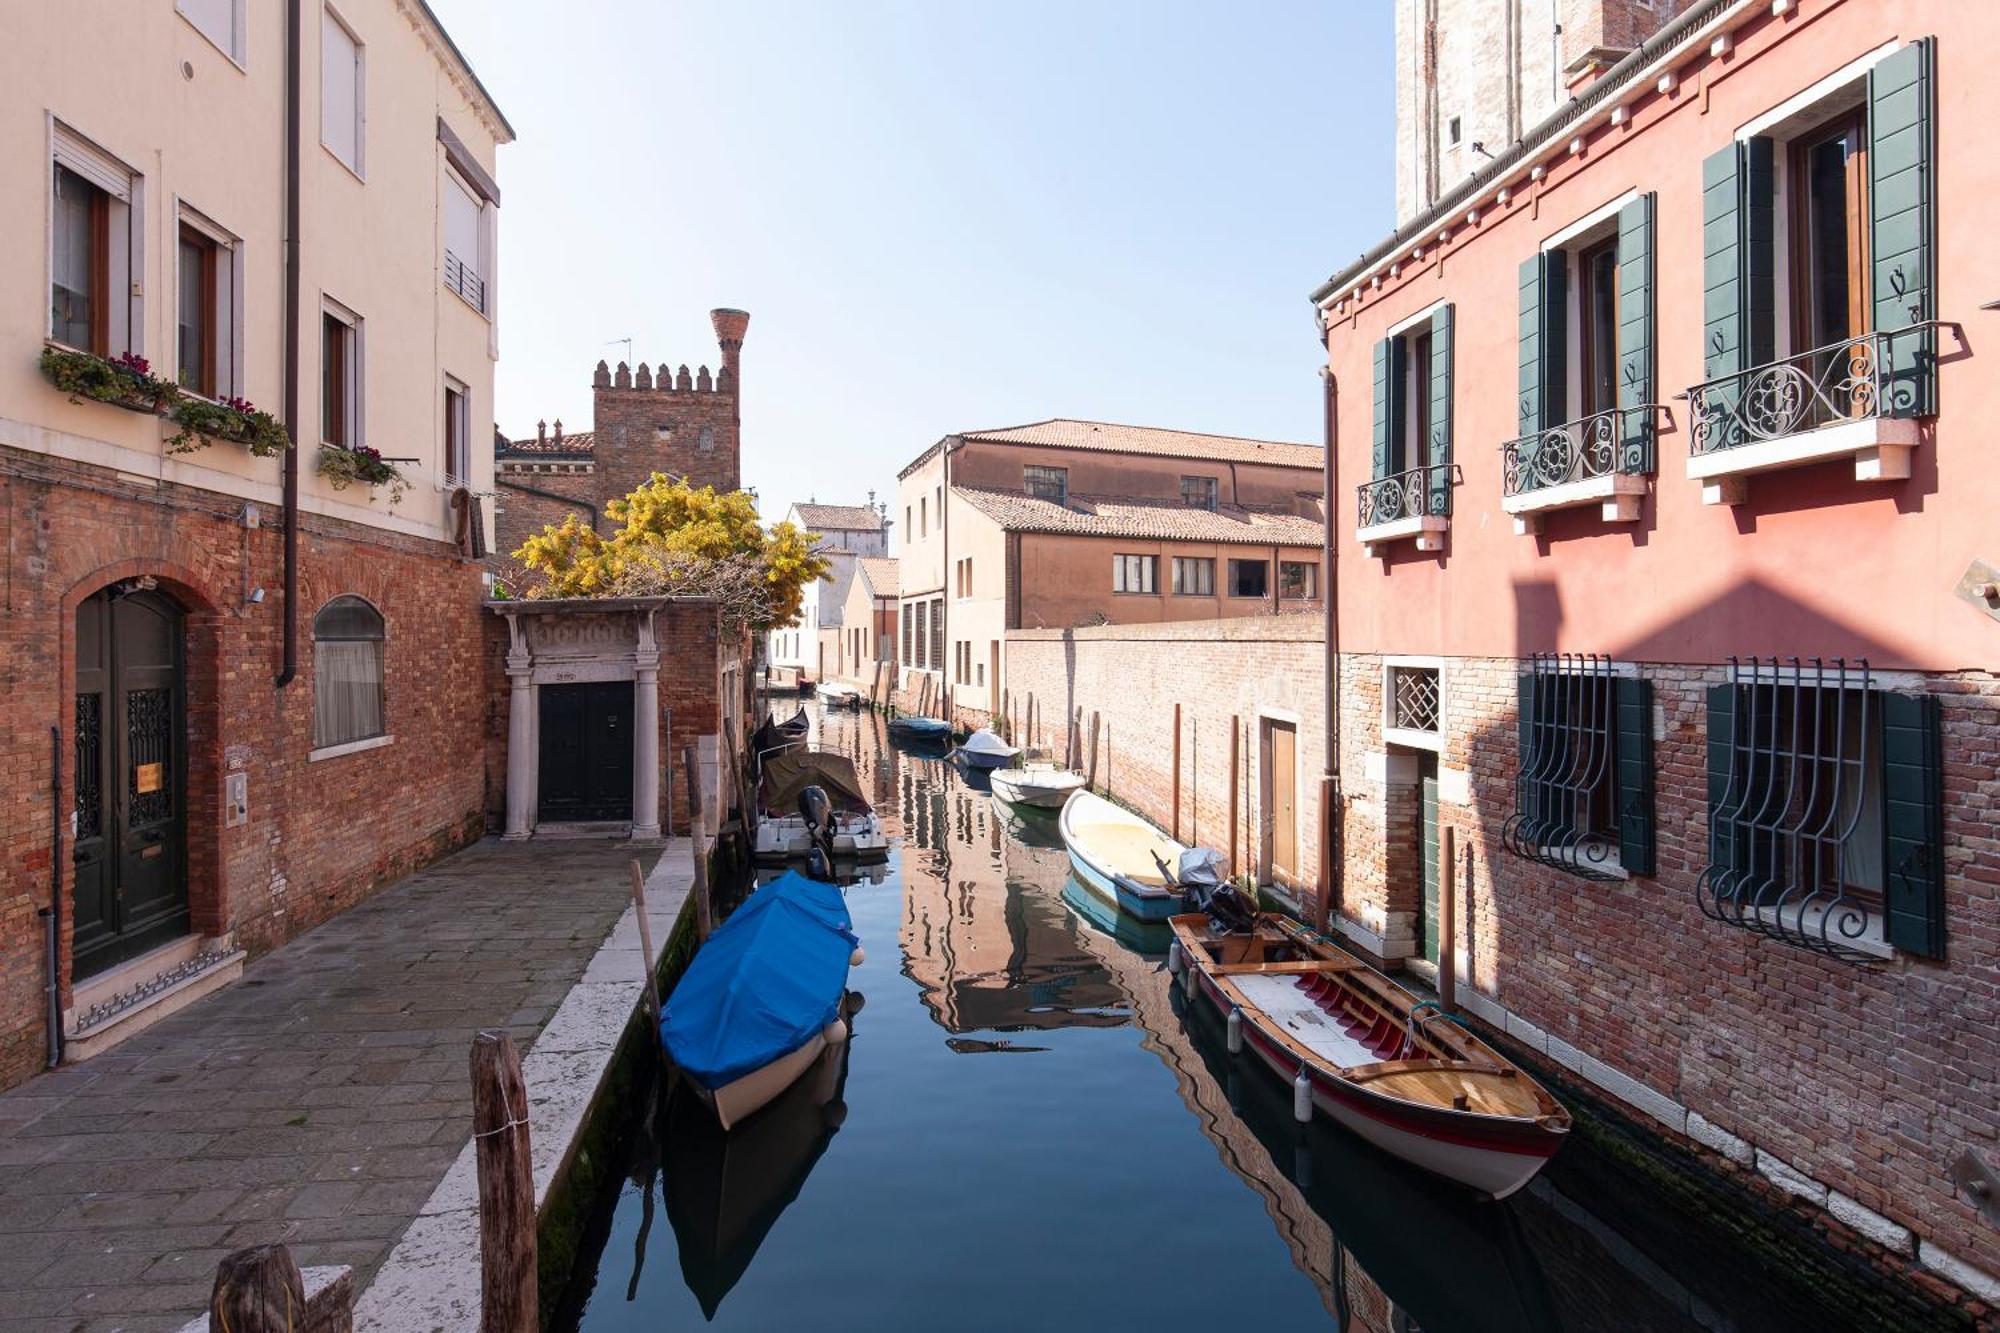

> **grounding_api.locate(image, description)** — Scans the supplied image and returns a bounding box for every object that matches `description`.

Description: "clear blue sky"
[428,1,1396,524]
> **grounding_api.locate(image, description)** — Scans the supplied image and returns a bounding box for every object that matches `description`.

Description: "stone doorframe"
[494,599,663,843]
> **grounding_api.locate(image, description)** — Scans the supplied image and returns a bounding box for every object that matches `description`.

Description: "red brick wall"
[1003,616,1326,884]
[590,368,739,506]
[491,463,596,579]
[1336,651,2000,1285]
[0,450,487,1091]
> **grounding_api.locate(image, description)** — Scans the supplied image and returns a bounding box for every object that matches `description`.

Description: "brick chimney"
[710,308,749,391]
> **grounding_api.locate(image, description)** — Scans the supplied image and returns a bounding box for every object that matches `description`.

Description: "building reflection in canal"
[558,702,1910,1333]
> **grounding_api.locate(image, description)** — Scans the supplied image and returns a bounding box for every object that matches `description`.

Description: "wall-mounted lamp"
[245,587,266,606]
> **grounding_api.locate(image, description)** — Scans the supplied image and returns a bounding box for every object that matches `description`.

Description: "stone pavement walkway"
[0,837,666,1332]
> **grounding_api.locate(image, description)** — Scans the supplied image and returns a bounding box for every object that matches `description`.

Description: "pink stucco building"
[1317,0,1996,1304]
[894,419,1324,722]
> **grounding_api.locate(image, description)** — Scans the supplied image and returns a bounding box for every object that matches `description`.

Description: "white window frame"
[320,4,366,179]
[442,374,470,488]
[1540,190,1638,424]
[48,120,143,359]
[1382,655,1446,753]
[175,202,244,400]
[442,165,489,317]
[1171,555,1215,597]
[177,0,248,67]
[1112,553,1156,595]
[320,296,364,448]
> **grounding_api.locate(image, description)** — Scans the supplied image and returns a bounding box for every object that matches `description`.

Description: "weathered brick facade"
[1001,615,1326,886]
[0,450,487,1091]
[1335,651,2000,1301]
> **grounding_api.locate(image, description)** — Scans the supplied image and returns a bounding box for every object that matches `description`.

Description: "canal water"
[553,701,1904,1332]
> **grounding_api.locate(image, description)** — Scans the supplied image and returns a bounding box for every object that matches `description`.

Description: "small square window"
[1279,561,1318,599]
[1113,554,1157,594]
[1228,559,1268,598]
[1025,465,1068,504]
[1171,557,1214,597]
[1180,476,1218,510]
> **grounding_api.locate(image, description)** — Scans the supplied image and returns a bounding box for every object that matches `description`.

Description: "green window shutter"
[1615,193,1656,474]
[1704,683,1744,887]
[1880,689,1945,958]
[1870,37,1937,418]
[1614,676,1655,877]
[1742,138,1776,369]
[1518,252,1568,434]
[1371,336,1396,480]
[1427,304,1454,515]
[1516,672,1544,835]
[1701,140,1776,383]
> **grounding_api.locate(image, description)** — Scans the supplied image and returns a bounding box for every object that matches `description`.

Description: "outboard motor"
[798,784,837,875]
[1171,847,1255,934]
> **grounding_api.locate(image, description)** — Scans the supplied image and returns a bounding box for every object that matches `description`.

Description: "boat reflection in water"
[660,992,863,1318]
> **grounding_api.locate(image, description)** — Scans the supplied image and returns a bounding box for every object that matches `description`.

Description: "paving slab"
[0,836,684,1333]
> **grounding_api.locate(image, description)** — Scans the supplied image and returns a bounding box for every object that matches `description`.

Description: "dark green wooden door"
[1418,753,1440,965]
[538,681,634,822]
[72,587,190,979]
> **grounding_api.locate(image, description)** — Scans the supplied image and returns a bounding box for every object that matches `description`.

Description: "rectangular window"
[174,217,237,397]
[321,303,360,447]
[50,129,138,357]
[444,169,486,314]
[443,377,470,484]
[1024,465,1068,504]
[919,497,926,538]
[178,0,245,63]
[1577,236,1620,416]
[1112,554,1156,594]
[1279,560,1318,599]
[1790,108,1869,356]
[1407,329,1432,472]
[1180,475,1218,510]
[1508,658,1649,881]
[1388,664,1441,734]
[1227,559,1268,598]
[321,6,364,175]
[929,596,944,669]
[902,604,913,667]
[1171,556,1214,597]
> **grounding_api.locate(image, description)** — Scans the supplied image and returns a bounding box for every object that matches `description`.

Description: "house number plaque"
[135,762,164,795]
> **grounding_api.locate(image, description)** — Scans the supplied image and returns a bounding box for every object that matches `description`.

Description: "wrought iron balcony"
[445,250,487,315]
[1681,324,1944,505]
[1355,463,1451,556]
[1499,406,1657,532]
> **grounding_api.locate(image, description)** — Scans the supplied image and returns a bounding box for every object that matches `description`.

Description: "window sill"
[309,734,394,763]
[1686,415,1916,506]
[1746,901,1896,962]
[321,142,366,184]
[1357,515,1447,558]
[1382,726,1442,753]
[1503,472,1646,534]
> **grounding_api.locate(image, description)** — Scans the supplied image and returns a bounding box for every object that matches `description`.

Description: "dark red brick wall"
[590,369,739,508]
[490,464,596,586]
[0,449,487,1091]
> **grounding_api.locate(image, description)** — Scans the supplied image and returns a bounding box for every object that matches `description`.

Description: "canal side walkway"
[0,836,691,1333]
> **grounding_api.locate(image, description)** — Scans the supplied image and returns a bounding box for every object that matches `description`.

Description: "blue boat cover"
[660,871,857,1090]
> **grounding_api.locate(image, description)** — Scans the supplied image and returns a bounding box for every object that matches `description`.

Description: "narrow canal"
[553,701,1904,1332]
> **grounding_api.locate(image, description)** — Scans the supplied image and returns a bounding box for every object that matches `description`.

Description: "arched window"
[313,595,385,748]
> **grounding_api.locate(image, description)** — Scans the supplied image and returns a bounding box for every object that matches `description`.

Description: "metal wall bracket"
[1953,558,2000,625]
[1952,1149,2000,1229]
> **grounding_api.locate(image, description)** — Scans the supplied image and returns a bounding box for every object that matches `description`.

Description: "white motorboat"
[953,728,1020,770]
[816,682,864,710]
[754,749,889,864]
[990,762,1086,809]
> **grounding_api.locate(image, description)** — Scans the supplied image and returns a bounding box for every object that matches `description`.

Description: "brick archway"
[57,560,230,1003]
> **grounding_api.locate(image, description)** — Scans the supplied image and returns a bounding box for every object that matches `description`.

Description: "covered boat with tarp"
[754,748,888,863]
[751,706,809,759]
[660,871,863,1129]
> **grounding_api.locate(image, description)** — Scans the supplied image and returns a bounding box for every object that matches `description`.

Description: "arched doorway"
[73,585,189,977]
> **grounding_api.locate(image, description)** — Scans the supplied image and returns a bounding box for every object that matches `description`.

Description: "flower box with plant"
[317,443,407,503]
[166,395,290,458]
[39,346,180,414]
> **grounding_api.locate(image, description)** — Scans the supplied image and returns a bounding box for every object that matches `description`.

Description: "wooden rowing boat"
[989,761,1085,809]
[1167,911,1569,1198]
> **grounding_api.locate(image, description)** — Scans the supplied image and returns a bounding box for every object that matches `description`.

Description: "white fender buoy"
[849,945,866,967]
[823,1017,849,1046]
[1180,957,1197,997]
[1167,940,1184,975]
[1226,1007,1243,1055]
[1293,1066,1313,1123]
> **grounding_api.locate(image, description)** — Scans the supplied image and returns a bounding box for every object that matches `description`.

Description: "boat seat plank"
[1344,1057,1509,1084]
[1208,959,1360,976]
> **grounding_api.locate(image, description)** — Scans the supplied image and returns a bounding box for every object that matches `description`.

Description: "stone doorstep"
[71,932,215,1014]
[64,945,247,1064]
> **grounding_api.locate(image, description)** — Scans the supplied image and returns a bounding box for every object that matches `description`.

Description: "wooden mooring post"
[1317,775,1336,931]
[1086,711,1100,790]
[1171,703,1183,842]
[682,745,712,940]
[207,1245,304,1332]
[1228,717,1240,874]
[471,1029,536,1333]
[1438,824,1457,1014]
[629,860,662,1029]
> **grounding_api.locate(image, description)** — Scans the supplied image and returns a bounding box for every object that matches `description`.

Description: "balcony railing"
[1500,406,1656,497]
[1355,463,1451,528]
[1686,326,1939,456]
[445,250,487,315]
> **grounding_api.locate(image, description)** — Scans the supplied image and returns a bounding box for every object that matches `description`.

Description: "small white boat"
[1058,790,1189,923]
[953,728,1020,770]
[990,762,1086,809]
[816,682,864,710]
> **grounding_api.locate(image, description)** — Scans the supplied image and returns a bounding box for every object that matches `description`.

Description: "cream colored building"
[1,0,510,542]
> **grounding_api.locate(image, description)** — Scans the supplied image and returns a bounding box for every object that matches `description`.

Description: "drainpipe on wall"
[1321,367,1342,928]
[275,0,303,688]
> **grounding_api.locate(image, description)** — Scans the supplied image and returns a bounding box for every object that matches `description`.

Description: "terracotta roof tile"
[498,430,596,459]
[857,557,900,595]
[957,418,1321,469]
[952,487,1323,546]
[793,502,885,531]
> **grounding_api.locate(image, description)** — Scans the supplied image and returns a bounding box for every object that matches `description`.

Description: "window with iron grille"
[1387,665,1440,734]
[901,604,912,667]
[1112,554,1156,594]
[1180,475,1218,510]
[1504,655,1654,882]
[929,597,944,669]
[1024,466,1068,504]
[912,601,927,669]
[1698,658,1944,962]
